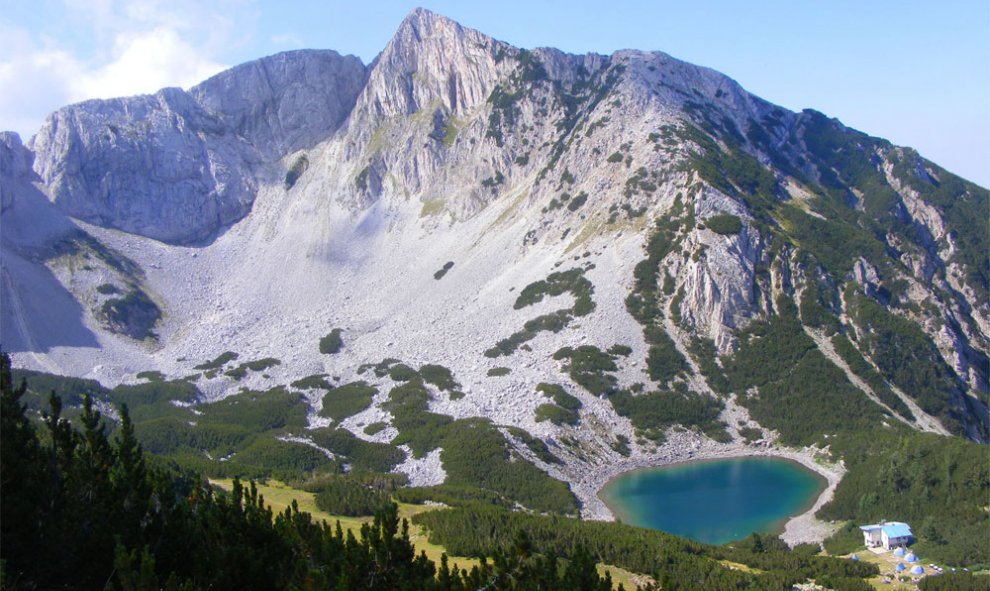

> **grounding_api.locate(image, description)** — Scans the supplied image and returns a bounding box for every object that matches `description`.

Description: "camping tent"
[850,554,859,561]
[910,565,925,576]
[895,563,906,572]
[905,552,919,562]
[893,547,906,557]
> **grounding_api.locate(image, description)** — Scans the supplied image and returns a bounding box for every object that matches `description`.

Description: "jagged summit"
[361,7,509,117]
[395,6,462,36]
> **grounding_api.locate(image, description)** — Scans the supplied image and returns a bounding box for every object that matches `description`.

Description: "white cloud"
[77,28,227,100]
[0,27,83,137]
[0,0,251,138]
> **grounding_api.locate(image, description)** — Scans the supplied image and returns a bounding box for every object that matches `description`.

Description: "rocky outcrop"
[29,88,260,244]
[357,8,508,120]
[332,8,518,211]
[1,131,83,250]
[190,49,367,159]
[671,203,763,351]
[28,51,368,245]
[0,132,33,211]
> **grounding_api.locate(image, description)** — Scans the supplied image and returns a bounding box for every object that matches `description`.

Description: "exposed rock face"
[29,88,260,244]
[190,49,367,159]
[1,132,32,211]
[1,130,80,249]
[28,50,367,245]
[672,228,763,351]
[337,8,516,209]
[358,7,514,121]
[1,132,31,176]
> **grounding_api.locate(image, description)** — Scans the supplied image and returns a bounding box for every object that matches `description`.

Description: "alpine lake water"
[599,456,827,545]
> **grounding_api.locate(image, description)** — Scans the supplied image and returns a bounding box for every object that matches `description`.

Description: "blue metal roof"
[882,523,913,538]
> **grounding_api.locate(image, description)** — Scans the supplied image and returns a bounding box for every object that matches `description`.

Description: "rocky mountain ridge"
[26,49,365,244]
[3,7,988,522]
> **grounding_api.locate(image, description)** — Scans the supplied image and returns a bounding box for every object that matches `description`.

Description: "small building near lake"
[860,520,913,550]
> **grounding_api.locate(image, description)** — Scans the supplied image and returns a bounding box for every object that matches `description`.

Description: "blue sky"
[3,0,987,186]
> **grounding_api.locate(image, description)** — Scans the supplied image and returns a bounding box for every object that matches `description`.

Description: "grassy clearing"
[210,479,479,573]
[825,546,985,591]
[844,550,920,590]
[210,479,638,589]
[717,560,764,574]
[597,563,654,590]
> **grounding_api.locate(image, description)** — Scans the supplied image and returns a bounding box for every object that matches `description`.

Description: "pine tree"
[111,404,155,548]
[0,352,45,586]
[561,544,610,591]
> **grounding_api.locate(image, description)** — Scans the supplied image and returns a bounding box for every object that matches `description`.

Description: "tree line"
[0,353,628,590]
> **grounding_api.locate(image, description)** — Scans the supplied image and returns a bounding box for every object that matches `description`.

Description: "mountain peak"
[385,7,470,55]
[399,6,452,29]
[360,8,507,117]
[386,7,477,57]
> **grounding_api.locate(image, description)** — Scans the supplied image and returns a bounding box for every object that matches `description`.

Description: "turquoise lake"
[599,457,826,545]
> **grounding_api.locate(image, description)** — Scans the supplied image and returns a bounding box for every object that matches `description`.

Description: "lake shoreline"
[575,430,844,547]
[598,455,829,545]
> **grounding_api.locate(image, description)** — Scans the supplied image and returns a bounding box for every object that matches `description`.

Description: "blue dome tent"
[905,552,919,562]
[893,547,906,557]
[895,563,906,572]
[910,565,925,576]
[850,554,859,561]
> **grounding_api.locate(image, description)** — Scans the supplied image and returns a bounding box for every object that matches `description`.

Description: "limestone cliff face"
[668,192,765,351]
[29,88,260,244]
[28,50,366,245]
[190,49,367,159]
[334,8,517,211]
[1,132,32,212]
[360,8,506,119]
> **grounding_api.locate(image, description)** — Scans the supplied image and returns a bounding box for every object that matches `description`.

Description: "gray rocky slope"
[3,8,988,517]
